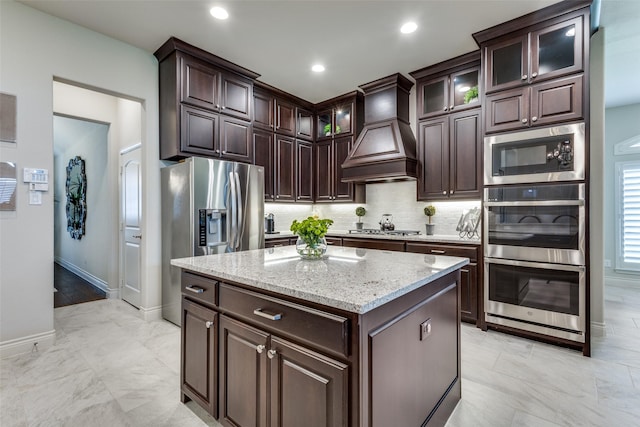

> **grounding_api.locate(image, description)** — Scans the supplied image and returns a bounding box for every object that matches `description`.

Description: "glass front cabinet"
[317,102,354,140]
[418,67,480,119]
[485,15,584,94]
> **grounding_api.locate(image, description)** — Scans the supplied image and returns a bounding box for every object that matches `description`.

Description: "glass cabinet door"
[334,103,352,136]
[317,109,332,139]
[421,76,448,117]
[531,16,583,81]
[486,35,527,93]
[450,68,479,110]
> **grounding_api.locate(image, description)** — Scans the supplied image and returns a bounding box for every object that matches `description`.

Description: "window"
[616,161,640,272]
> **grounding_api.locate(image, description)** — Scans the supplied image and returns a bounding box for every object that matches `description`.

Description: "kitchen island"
[172,246,468,427]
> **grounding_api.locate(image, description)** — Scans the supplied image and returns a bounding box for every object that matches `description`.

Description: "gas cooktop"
[348,229,421,236]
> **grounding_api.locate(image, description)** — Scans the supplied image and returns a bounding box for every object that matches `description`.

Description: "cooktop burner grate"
[348,229,421,236]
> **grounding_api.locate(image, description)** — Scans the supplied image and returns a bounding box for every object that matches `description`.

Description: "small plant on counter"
[355,206,366,224]
[291,216,334,259]
[424,205,436,224]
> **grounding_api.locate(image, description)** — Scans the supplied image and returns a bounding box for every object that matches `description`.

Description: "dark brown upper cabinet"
[275,99,296,137]
[485,74,583,133]
[417,110,481,201]
[316,93,363,140]
[479,11,585,94]
[296,140,314,202]
[155,38,259,161]
[274,135,296,202]
[415,64,480,120]
[252,129,275,201]
[253,88,274,131]
[296,107,314,141]
[315,136,365,203]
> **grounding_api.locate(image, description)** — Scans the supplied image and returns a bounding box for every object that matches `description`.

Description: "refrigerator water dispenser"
[199,209,227,247]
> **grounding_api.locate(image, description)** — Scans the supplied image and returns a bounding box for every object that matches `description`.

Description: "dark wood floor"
[54,263,106,308]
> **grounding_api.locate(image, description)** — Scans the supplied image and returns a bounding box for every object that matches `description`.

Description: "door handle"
[234,172,243,249]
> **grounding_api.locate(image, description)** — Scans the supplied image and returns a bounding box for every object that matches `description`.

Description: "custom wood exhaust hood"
[341,73,418,183]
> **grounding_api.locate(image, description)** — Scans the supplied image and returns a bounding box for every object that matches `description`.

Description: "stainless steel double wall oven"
[483,122,587,343]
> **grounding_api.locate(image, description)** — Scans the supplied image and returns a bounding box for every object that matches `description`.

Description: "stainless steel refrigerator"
[161,157,264,325]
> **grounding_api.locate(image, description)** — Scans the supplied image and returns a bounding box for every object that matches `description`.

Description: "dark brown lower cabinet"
[406,242,480,326]
[181,268,461,427]
[218,316,348,427]
[181,298,218,418]
[342,237,406,252]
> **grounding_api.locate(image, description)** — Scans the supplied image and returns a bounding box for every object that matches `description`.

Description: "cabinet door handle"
[531,72,538,78]
[267,349,277,359]
[253,308,282,321]
[531,116,538,122]
[442,191,447,195]
[256,344,265,354]
[185,285,204,294]
[443,107,448,112]
[215,104,220,109]
[430,250,446,254]
[521,118,528,124]
[521,74,528,80]
[221,106,226,110]
[205,321,213,329]
[449,105,454,110]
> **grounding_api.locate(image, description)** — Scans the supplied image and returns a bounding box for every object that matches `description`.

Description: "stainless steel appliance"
[484,258,585,342]
[484,183,585,265]
[484,122,585,186]
[161,157,264,325]
[379,214,395,231]
[265,213,275,234]
[348,229,420,236]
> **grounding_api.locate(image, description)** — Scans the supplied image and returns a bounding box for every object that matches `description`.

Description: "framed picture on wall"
[0,93,17,143]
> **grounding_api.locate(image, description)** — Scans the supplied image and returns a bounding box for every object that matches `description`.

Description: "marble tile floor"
[0,286,638,427]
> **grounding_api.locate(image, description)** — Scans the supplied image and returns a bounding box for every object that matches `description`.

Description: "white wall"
[0,0,160,357]
[53,116,109,290]
[604,102,640,287]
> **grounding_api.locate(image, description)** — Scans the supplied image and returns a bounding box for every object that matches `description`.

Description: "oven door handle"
[484,257,585,272]
[484,200,584,207]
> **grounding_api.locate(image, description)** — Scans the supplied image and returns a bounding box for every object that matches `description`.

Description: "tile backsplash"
[265,181,480,236]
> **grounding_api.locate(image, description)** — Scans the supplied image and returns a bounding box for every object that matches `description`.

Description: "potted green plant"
[463,86,479,104]
[290,216,334,259]
[355,206,366,230]
[424,205,436,235]
[323,123,341,136]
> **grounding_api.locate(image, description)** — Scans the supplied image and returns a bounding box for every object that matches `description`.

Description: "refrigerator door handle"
[234,171,243,250]
[229,171,238,249]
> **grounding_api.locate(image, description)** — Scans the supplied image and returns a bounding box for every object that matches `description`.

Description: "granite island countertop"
[265,230,481,245]
[171,246,468,314]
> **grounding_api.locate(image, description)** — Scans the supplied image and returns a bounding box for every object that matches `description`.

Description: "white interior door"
[120,145,142,308]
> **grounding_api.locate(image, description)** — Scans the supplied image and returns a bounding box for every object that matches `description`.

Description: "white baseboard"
[139,305,162,321]
[55,258,108,294]
[107,287,120,299]
[605,275,640,289]
[0,329,56,359]
[591,321,607,338]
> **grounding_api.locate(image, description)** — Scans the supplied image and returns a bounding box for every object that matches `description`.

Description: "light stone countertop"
[171,246,469,314]
[265,230,480,245]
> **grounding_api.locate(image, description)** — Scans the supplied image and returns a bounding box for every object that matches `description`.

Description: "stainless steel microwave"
[484,123,585,185]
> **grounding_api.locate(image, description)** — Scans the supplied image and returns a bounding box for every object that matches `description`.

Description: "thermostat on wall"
[23,168,48,184]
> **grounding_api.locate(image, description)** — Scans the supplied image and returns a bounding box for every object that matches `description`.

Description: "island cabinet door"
[219,315,269,427]
[269,336,349,427]
[369,281,459,427]
[182,298,218,418]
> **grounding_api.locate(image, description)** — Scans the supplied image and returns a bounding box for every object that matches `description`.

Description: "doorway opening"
[52,80,143,309]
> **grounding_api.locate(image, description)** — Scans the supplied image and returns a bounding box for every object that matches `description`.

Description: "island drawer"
[182,271,218,307]
[405,243,477,261]
[219,283,350,357]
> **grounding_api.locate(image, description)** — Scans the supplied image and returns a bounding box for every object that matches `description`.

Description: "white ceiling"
[18,0,640,107]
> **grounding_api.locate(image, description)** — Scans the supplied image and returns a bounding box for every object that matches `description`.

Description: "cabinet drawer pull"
[430,250,446,254]
[253,308,282,321]
[256,344,265,354]
[185,285,205,294]
[267,349,277,359]
[205,321,213,329]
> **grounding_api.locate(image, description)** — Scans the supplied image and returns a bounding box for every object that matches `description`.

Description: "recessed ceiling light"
[210,6,229,20]
[400,22,418,34]
[311,64,325,73]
